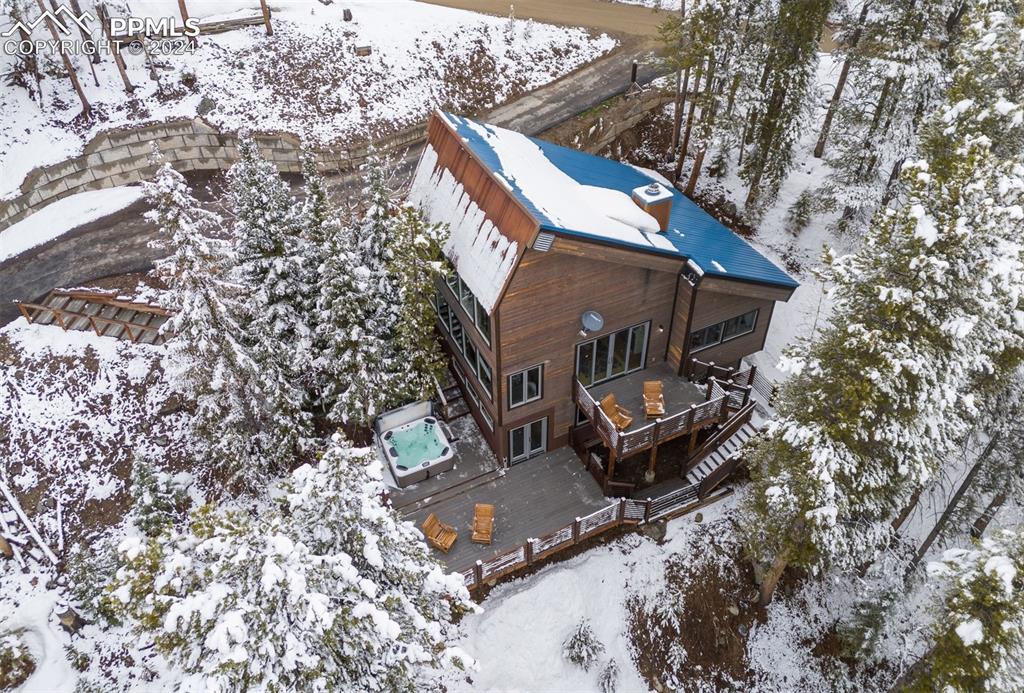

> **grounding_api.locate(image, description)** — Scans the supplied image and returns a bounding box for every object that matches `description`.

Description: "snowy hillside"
[0,0,615,198]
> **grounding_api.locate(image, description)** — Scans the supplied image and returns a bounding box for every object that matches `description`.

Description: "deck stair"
[685,422,757,485]
[14,289,170,345]
[436,374,469,421]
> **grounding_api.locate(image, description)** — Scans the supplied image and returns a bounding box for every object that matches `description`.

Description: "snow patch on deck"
[407,145,518,314]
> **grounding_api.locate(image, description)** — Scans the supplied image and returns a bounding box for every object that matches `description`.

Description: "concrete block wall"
[0,117,426,229]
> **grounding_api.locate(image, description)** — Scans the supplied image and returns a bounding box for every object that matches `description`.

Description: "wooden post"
[176,0,197,48]
[97,3,133,92]
[572,518,581,544]
[16,303,33,324]
[617,498,626,523]
[473,560,483,587]
[606,446,618,484]
[643,498,652,523]
[258,0,273,35]
[525,538,534,565]
[647,443,659,478]
[705,378,714,400]
[34,0,90,117]
[688,429,699,454]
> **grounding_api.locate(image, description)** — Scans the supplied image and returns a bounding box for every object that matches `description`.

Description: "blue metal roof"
[443,113,798,291]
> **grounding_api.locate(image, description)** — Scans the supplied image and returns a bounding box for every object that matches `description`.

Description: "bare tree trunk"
[674,60,704,183]
[259,0,274,36]
[759,552,789,605]
[97,3,133,93]
[67,0,101,65]
[813,0,871,158]
[971,491,1007,539]
[684,57,719,196]
[177,0,197,48]
[48,0,99,85]
[670,67,690,156]
[906,436,1001,577]
[35,0,91,117]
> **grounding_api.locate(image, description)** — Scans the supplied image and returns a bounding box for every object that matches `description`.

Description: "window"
[508,365,543,409]
[478,359,493,399]
[690,309,759,353]
[437,293,450,327]
[450,315,465,354]
[480,407,494,431]
[442,262,491,345]
[575,322,650,386]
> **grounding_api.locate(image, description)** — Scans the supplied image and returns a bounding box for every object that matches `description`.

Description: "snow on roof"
[407,145,517,314]
[444,113,799,290]
[458,117,670,251]
[0,186,146,263]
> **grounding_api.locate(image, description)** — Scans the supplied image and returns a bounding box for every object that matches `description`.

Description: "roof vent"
[533,231,555,252]
[631,182,673,232]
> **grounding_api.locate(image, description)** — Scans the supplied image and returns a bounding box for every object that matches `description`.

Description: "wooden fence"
[459,477,732,591]
[573,378,729,461]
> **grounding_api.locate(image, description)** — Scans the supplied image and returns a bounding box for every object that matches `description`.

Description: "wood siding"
[427,114,538,260]
[495,246,681,458]
[687,285,776,371]
[666,277,695,372]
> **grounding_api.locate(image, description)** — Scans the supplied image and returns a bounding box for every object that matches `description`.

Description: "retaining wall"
[0,118,425,229]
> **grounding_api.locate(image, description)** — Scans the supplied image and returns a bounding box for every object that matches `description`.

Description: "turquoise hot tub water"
[386,418,447,470]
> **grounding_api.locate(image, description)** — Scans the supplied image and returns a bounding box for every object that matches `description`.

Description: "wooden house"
[408,111,797,487]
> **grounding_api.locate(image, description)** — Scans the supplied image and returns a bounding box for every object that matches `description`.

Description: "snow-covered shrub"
[130,457,192,538]
[66,536,123,625]
[0,631,35,690]
[784,189,816,235]
[105,436,475,691]
[913,529,1024,691]
[562,619,605,671]
[598,657,619,693]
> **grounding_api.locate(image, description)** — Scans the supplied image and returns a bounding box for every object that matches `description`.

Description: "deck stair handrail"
[686,400,757,474]
[689,357,736,383]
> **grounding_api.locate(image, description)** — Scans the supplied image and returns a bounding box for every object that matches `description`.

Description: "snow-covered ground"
[0,0,616,199]
[0,186,144,261]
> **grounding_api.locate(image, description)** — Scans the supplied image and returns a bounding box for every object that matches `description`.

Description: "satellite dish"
[581,310,604,333]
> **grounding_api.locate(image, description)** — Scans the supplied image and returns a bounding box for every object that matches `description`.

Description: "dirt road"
[420,0,673,37]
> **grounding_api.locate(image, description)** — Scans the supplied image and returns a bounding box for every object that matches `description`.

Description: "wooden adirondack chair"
[599,393,634,431]
[472,503,495,545]
[422,513,457,553]
[643,380,665,418]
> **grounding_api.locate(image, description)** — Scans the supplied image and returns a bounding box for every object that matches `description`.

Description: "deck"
[405,447,608,571]
[587,362,706,434]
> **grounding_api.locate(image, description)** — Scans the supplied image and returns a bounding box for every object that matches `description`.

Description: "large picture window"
[575,322,649,387]
[508,364,543,409]
[690,309,759,353]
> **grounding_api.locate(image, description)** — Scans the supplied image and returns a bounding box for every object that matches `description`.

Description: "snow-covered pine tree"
[562,619,605,671]
[910,529,1024,691]
[147,162,304,488]
[225,136,312,466]
[314,156,399,425]
[105,436,475,692]
[228,134,308,351]
[387,204,448,406]
[824,0,966,233]
[739,0,1024,600]
[740,0,833,215]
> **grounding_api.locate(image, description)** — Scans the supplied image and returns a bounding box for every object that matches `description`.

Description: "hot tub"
[375,401,455,487]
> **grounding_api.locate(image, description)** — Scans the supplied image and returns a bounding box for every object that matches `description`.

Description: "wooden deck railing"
[458,477,735,591]
[573,378,729,461]
[692,358,779,406]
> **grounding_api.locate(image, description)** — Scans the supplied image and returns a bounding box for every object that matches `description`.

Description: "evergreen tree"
[105,437,476,692]
[910,529,1024,691]
[824,0,967,233]
[740,0,834,215]
[739,0,1024,602]
[388,205,448,405]
[147,162,305,488]
[315,156,447,425]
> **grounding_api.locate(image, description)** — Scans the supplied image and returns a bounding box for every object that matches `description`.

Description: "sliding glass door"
[575,322,649,386]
